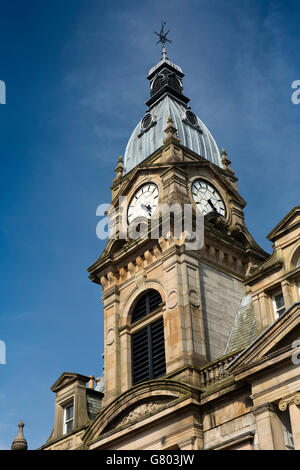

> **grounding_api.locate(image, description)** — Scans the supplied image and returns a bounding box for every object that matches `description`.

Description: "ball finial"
[11,421,28,451]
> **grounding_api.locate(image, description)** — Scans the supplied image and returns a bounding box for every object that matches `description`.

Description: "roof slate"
[225,295,257,354]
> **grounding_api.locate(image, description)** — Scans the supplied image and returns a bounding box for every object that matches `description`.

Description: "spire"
[146,25,189,109]
[11,421,28,451]
[154,21,172,60]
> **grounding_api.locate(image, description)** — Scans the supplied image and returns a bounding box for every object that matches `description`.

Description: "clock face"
[191,179,226,217]
[127,183,159,223]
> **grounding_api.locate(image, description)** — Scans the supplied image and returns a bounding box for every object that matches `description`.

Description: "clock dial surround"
[191,179,226,217]
[127,183,159,223]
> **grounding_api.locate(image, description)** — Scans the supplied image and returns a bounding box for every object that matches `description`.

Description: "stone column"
[279,393,300,450]
[253,403,285,450]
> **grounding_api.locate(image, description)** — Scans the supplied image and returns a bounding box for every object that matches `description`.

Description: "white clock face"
[191,179,226,216]
[127,183,159,223]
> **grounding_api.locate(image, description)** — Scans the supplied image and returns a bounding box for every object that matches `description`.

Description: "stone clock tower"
[85,40,268,440]
[39,30,300,452]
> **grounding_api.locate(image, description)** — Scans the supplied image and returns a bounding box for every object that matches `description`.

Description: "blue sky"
[0,0,299,449]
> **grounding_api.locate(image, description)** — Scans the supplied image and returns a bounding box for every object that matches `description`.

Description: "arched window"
[151,75,164,96]
[131,289,162,323]
[131,290,166,385]
[167,73,181,92]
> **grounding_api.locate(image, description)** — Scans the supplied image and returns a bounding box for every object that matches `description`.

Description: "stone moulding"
[82,379,201,445]
[205,430,255,450]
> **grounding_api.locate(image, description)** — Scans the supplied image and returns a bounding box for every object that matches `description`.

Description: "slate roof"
[86,389,103,420]
[225,294,257,354]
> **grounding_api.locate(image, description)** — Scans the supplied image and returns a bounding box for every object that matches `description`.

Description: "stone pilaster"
[252,403,285,450]
[279,393,300,450]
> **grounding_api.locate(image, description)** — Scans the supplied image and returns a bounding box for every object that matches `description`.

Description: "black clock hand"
[141,203,152,215]
[208,199,217,212]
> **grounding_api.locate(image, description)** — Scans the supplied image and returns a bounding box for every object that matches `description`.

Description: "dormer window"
[272,291,285,319]
[63,402,74,434]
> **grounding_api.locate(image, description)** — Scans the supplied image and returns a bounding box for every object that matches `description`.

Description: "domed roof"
[124,95,221,173]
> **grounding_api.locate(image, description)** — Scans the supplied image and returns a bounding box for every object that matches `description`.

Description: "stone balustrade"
[199,352,240,388]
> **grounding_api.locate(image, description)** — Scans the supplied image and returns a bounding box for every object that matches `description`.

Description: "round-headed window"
[168,74,181,92]
[152,75,164,95]
[131,289,162,324]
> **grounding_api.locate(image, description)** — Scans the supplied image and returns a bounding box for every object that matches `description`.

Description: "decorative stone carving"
[135,273,147,290]
[106,328,115,346]
[167,290,178,309]
[189,289,200,307]
[144,250,153,265]
[116,398,174,429]
[128,261,136,276]
[112,156,124,183]
[100,275,108,289]
[278,393,300,411]
[221,149,235,175]
[11,422,28,451]
[163,116,180,145]
[119,267,127,282]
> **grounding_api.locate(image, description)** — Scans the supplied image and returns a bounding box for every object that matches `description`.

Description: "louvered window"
[168,74,181,92]
[132,318,166,385]
[131,290,162,323]
[151,75,164,95]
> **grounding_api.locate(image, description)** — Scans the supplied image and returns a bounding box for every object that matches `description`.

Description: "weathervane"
[154,21,172,60]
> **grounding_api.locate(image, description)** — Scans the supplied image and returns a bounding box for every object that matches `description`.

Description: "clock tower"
[36,26,300,452]
[87,39,268,414]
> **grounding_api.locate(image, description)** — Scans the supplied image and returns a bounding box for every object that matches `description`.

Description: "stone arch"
[130,289,163,324]
[82,379,197,444]
[119,280,166,329]
[289,244,300,270]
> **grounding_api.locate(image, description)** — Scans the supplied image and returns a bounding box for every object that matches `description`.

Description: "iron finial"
[154,21,172,60]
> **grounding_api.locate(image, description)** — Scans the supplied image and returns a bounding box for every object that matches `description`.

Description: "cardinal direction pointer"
[154,21,172,60]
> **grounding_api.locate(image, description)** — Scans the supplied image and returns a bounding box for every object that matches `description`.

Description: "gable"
[227,301,300,377]
[267,206,300,242]
[268,326,300,354]
[51,372,89,393]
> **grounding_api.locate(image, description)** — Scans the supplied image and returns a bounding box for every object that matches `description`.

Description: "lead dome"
[124,57,222,174]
